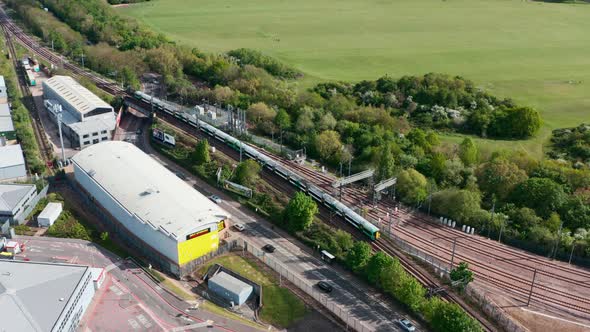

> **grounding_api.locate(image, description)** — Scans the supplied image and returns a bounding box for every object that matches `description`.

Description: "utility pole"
[488,198,496,238]
[527,268,537,306]
[449,238,457,271]
[552,221,564,259]
[498,219,507,242]
[427,183,432,216]
[51,38,54,52]
[80,51,85,68]
[54,105,66,163]
[569,241,577,265]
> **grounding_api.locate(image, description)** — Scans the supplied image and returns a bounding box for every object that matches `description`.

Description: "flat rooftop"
[45,99,115,135]
[0,184,35,212]
[0,260,89,332]
[72,141,230,240]
[43,76,112,116]
[0,103,9,117]
[0,144,25,168]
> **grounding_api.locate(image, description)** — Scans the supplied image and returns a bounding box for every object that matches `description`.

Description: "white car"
[233,223,245,232]
[209,195,222,204]
[398,318,416,332]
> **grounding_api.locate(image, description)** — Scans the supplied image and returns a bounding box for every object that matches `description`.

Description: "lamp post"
[53,104,66,163]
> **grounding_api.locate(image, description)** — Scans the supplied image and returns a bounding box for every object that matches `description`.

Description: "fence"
[237,238,374,332]
[367,216,528,332]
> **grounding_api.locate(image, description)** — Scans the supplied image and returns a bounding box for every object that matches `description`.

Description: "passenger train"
[131,90,381,240]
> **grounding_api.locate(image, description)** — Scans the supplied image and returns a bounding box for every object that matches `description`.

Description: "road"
[124,110,418,332]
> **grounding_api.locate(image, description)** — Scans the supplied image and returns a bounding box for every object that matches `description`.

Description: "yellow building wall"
[177,229,219,265]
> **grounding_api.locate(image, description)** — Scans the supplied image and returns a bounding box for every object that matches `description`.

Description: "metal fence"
[237,238,374,332]
[366,215,527,332]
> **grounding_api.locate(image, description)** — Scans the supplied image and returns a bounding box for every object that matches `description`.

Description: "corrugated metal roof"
[0,103,9,117]
[209,271,253,295]
[0,144,25,168]
[0,260,89,332]
[0,116,14,133]
[72,141,231,240]
[38,202,63,220]
[43,76,111,115]
[0,184,35,212]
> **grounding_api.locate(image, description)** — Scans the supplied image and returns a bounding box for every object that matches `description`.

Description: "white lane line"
[521,308,590,328]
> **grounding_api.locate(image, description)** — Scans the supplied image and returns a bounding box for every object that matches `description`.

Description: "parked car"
[175,172,187,181]
[209,195,222,204]
[262,244,276,253]
[398,318,416,332]
[233,223,245,232]
[316,281,333,293]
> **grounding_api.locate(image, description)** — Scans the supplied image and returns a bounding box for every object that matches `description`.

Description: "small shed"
[37,202,63,227]
[0,76,6,104]
[208,271,253,306]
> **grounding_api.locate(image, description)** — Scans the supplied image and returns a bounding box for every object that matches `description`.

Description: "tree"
[345,241,372,273]
[397,169,428,205]
[314,130,343,163]
[431,189,482,224]
[192,139,211,165]
[428,301,482,332]
[334,229,354,254]
[100,231,109,242]
[283,192,318,232]
[366,252,394,286]
[233,159,261,187]
[475,158,527,201]
[396,274,427,312]
[429,152,447,183]
[510,178,568,218]
[458,138,478,166]
[274,109,291,131]
[507,106,541,138]
[450,262,474,289]
[375,143,396,181]
[247,102,275,124]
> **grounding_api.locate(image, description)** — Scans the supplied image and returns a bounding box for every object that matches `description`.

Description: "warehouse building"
[0,184,36,225]
[208,271,253,306]
[0,76,7,103]
[0,144,26,182]
[0,103,15,142]
[42,76,115,149]
[72,141,231,276]
[0,260,96,332]
[38,202,63,227]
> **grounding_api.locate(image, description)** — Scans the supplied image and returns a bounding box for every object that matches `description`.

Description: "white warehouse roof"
[0,184,35,212]
[43,76,111,115]
[0,144,25,168]
[0,260,90,332]
[72,141,230,240]
[38,202,63,221]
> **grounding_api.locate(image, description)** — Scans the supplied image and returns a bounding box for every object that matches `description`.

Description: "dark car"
[262,244,276,253]
[316,281,333,293]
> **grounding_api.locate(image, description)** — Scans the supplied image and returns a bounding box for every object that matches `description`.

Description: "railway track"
[0,11,499,329]
[0,20,54,171]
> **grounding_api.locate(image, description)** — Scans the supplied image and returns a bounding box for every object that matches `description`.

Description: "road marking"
[521,308,590,328]
[109,285,123,296]
[128,319,140,330]
[136,314,152,328]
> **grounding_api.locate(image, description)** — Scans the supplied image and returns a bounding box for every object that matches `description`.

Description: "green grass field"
[119,0,590,157]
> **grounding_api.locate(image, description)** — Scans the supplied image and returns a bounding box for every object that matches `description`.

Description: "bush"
[46,211,92,241]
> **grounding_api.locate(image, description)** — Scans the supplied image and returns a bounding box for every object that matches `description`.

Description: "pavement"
[127,110,417,332]
[12,235,265,332]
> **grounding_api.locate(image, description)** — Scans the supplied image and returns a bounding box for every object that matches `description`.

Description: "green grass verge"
[120,0,590,155]
[198,254,307,328]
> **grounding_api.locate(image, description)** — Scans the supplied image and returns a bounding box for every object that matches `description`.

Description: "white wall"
[73,163,179,262]
[51,269,95,332]
[0,164,26,182]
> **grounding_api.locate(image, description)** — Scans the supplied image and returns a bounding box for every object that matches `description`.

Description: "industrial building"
[0,103,15,142]
[72,141,231,276]
[0,76,7,103]
[38,202,63,227]
[0,184,36,225]
[0,260,96,332]
[0,144,26,182]
[42,76,115,149]
[208,271,253,306]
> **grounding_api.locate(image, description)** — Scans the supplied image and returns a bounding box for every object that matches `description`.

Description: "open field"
[119,0,590,156]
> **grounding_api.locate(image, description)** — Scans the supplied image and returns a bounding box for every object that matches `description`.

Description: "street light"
[52,104,66,164]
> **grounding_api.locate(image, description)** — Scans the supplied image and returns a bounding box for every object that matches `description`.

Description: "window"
[92,139,99,144]
[101,137,108,141]
[101,130,107,134]
[82,134,89,138]
[92,132,98,136]
[83,141,90,145]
